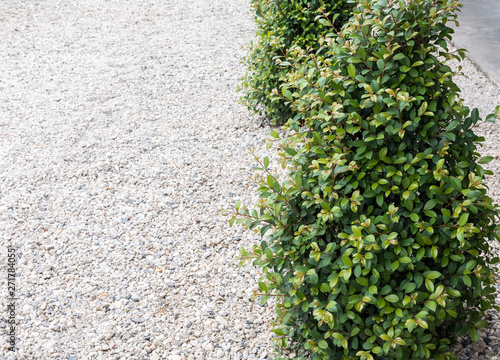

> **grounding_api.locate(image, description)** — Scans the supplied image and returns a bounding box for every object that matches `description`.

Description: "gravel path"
[1,1,275,359]
[0,1,499,360]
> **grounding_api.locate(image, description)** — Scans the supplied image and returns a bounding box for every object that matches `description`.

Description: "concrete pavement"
[451,0,500,86]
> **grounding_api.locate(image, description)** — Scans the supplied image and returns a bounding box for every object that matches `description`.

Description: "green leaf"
[352,226,362,237]
[475,320,489,329]
[471,108,480,123]
[320,283,330,293]
[441,208,451,223]
[450,177,462,191]
[418,319,429,329]
[426,271,441,280]
[295,173,302,187]
[302,301,309,312]
[431,246,438,259]
[274,272,281,286]
[417,248,425,261]
[318,18,331,27]
[400,256,411,264]
[326,301,336,311]
[380,285,392,295]
[342,255,352,268]
[260,224,272,236]
[274,329,284,336]
[470,327,479,342]
[358,47,367,60]
[321,202,331,211]
[348,64,356,79]
[348,56,362,63]
[377,59,385,70]
[332,332,344,340]
[264,247,273,260]
[354,265,362,277]
[479,156,493,164]
[357,277,369,286]
[266,175,273,187]
[260,215,274,221]
[385,294,399,303]
[426,300,437,312]
[459,212,469,226]
[425,278,435,292]
[424,199,437,211]
[380,334,391,341]
[377,298,386,308]
[391,260,400,271]
[263,156,269,168]
[318,340,328,349]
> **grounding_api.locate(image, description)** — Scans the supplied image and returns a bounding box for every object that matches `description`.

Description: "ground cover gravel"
[0,1,499,359]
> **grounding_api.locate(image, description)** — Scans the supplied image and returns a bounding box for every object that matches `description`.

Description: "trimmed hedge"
[239,0,354,125]
[233,0,500,359]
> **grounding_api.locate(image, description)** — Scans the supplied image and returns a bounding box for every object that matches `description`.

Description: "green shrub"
[232,0,500,359]
[239,0,354,125]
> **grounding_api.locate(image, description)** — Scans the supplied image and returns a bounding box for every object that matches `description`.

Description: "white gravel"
[0,1,499,360]
[1,0,275,359]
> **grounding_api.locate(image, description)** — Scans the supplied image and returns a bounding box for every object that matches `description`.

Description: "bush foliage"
[233,0,500,359]
[239,0,354,125]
